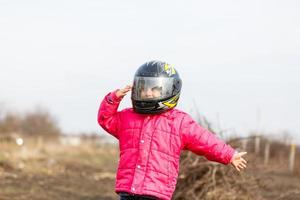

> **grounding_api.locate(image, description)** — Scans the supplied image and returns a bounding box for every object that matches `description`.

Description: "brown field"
[0,137,299,200]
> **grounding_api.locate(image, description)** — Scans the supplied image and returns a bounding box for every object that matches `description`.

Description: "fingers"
[241,158,247,165]
[232,159,247,172]
[238,152,247,157]
[125,84,133,89]
[120,85,132,94]
[240,162,247,169]
[124,85,132,92]
[116,84,132,98]
[234,163,246,172]
[231,151,247,171]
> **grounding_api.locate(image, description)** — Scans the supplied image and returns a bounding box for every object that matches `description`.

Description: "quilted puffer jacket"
[97,91,235,200]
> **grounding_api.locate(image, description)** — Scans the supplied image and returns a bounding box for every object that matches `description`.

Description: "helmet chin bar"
[132,94,179,114]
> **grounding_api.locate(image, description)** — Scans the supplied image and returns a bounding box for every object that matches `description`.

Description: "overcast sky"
[0,0,299,143]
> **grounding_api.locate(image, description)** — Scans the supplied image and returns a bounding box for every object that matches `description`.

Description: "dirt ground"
[0,141,119,200]
[245,154,300,200]
[257,171,300,200]
[0,140,299,200]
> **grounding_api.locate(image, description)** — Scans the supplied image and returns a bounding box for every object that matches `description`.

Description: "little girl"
[98,61,247,200]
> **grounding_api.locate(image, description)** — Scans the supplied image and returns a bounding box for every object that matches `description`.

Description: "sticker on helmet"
[164,63,176,76]
[161,93,180,108]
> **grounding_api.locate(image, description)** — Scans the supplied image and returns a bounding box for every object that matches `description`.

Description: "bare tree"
[21,107,61,138]
[0,112,22,134]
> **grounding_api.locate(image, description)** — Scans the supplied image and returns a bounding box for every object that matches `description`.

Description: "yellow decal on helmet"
[164,63,176,75]
[163,94,180,108]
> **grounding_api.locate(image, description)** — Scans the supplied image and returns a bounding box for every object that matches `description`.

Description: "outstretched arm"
[181,114,235,165]
[181,114,248,171]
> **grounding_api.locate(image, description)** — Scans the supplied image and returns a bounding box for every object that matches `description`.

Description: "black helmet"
[131,60,182,114]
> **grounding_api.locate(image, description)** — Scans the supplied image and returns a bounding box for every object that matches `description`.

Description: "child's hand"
[116,85,132,98]
[230,152,247,172]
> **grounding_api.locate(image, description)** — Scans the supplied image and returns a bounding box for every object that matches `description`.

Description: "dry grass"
[0,137,119,200]
[0,137,300,200]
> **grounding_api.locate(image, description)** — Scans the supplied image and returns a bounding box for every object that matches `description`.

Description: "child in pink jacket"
[98,61,247,200]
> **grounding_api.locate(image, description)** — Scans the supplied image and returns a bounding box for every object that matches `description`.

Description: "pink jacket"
[98,91,235,200]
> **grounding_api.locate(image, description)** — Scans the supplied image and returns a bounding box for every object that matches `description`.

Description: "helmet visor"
[132,76,177,101]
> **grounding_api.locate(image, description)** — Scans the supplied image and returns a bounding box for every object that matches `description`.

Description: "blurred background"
[0,0,299,200]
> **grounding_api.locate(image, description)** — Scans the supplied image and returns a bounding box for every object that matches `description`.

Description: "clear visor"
[132,76,176,100]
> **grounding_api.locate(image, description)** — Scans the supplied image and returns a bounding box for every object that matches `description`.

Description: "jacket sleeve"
[97,90,123,139]
[180,114,235,165]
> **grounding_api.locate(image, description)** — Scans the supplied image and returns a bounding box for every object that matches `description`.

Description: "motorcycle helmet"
[131,60,182,114]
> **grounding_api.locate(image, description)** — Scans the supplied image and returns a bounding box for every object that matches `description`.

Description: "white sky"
[0,0,299,143]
